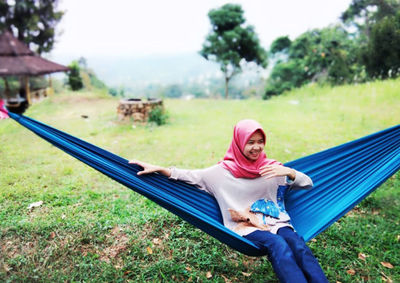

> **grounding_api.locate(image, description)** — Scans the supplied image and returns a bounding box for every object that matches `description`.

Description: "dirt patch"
[52,95,105,105]
[346,206,381,218]
[0,236,39,259]
[98,226,130,263]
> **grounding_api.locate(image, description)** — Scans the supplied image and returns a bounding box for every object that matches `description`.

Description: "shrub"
[68,61,83,91]
[148,106,168,126]
[108,88,118,97]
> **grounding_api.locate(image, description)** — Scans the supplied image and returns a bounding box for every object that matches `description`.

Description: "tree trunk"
[224,76,229,99]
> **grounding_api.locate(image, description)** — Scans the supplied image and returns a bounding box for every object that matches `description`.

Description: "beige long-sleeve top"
[169,164,313,236]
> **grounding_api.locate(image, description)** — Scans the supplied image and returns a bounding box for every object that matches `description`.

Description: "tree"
[265,26,358,98]
[340,0,400,79]
[78,58,108,90]
[270,36,291,54]
[265,60,307,98]
[0,0,64,54]
[341,0,400,39]
[361,12,400,78]
[68,61,83,91]
[200,4,267,98]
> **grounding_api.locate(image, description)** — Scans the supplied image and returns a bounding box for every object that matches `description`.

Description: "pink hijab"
[0,99,9,119]
[220,119,281,178]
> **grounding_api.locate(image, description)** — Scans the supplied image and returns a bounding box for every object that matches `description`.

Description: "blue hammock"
[8,112,400,256]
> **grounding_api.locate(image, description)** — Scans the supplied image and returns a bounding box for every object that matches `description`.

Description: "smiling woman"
[130,119,328,283]
[243,130,265,161]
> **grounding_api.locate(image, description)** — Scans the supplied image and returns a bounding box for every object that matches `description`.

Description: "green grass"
[1,80,399,282]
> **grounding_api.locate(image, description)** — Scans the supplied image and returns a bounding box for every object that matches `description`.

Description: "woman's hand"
[259,164,296,180]
[128,159,171,177]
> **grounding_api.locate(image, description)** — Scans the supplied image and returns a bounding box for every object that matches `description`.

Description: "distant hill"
[50,52,268,91]
[51,53,220,87]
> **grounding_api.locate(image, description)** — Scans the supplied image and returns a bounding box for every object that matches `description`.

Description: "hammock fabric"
[7,111,400,257]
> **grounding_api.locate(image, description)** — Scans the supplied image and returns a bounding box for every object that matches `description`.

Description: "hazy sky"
[52,0,353,58]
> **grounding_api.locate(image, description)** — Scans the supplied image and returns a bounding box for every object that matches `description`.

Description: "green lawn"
[1,79,399,282]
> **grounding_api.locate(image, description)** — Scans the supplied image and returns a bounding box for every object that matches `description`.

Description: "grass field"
[1,79,399,282]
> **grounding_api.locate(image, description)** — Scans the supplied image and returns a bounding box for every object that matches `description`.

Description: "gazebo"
[0,30,69,112]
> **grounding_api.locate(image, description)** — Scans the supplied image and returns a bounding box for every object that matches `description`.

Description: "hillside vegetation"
[0,79,399,282]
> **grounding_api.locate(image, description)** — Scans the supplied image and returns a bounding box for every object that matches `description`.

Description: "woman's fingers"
[128,159,141,165]
[129,159,150,169]
[128,159,154,175]
[259,165,275,176]
[260,168,273,175]
[260,165,290,179]
[260,165,276,173]
[137,169,152,175]
[260,168,276,179]
[260,164,281,170]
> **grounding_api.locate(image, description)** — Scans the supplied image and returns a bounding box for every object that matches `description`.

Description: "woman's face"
[243,130,265,161]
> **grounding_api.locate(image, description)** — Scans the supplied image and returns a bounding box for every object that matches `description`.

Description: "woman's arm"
[129,160,215,194]
[260,164,313,190]
[259,164,296,180]
[128,160,171,177]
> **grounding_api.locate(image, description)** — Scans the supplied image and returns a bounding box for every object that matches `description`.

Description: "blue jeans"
[244,227,328,283]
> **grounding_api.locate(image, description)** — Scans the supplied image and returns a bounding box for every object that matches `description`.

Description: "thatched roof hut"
[0,31,69,76]
[0,30,69,112]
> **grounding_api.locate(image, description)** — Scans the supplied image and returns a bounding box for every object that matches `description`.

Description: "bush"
[263,60,307,98]
[68,61,83,91]
[108,88,118,97]
[148,106,168,126]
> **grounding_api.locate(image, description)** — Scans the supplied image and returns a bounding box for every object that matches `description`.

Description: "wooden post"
[48,75,54,96]
[3,77,10,98]
[24,76,31,105]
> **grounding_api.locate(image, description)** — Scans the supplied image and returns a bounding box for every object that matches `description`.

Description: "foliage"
[148,106,169,126]
[29,76,48,90]
[81,68,107,90]
[265,60,306,97]
[200,4,267,98]
[0,0,64,54]
[67,58,107,92]
[67,61,83,91]
[163,84,183,98]
[0,76,20,97]
[50,77,65,94]
[0,80,400,282]
[270,36,291,54]
[265,0,400,98]
[339,0,400,80]
[265,26,358,98]
[76,57,108,91]
[108,88,118,97]
[341,0,400,39]
[361,12,400,78]
[119,87,125,96]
